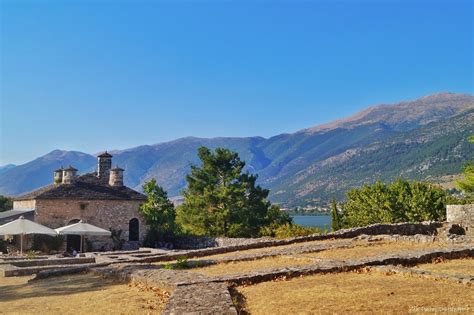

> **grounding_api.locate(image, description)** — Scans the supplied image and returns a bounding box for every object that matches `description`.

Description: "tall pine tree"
[176,147,290,237]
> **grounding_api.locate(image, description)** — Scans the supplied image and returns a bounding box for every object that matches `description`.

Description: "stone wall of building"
[13,200,36,209]
[34,199,147,250]
[447,204,474,226]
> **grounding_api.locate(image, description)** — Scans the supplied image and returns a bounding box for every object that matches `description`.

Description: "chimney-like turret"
[53,167,63,184]
[97,151,112,184]
[109,166,124,187]
[62,166,78,184]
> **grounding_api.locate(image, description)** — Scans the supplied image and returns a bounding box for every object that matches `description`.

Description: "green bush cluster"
[338,179,455,228]
[163,256,191,270]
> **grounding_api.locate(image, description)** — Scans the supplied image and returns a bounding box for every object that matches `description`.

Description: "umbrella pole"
[80,235,83,253]
[20,234,23,255]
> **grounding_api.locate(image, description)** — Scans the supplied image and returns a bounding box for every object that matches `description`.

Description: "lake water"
[292,215,332,230]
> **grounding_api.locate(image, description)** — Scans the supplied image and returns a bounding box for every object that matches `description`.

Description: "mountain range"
[1,92,473,207]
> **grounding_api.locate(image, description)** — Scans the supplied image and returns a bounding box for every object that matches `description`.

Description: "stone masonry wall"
[447,204,474,226]
[34,199,147,250]
[173,222,444,249]
[13,200,36,209]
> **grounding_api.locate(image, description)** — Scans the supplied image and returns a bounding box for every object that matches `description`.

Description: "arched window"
[129,218,139,241]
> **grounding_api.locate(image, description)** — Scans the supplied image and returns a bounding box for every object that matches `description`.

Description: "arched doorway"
[129,218,139,241]
[66,219,81,252]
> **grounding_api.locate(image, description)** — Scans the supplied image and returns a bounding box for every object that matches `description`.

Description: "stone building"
[11,152,147,251]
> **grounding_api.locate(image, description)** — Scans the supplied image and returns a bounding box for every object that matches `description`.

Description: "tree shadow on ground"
[0,273,122,302]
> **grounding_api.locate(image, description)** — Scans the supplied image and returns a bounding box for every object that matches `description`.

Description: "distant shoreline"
[288,212,330,217]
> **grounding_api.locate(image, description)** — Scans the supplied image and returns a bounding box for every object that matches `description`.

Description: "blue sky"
[1,0,472,165]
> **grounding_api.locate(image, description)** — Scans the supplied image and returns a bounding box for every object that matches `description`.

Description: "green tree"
[456,135,474,195]
[176,147,291,237]
[340,179,448,228]
[139,179,177,241]
[330,198,341,231]
[0,195,13,212]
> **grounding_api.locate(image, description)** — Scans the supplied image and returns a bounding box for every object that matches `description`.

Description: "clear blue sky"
[1,0,472,165]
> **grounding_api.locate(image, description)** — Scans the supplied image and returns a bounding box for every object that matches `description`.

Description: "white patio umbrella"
[0,216,57,254]
[55,220,111,253]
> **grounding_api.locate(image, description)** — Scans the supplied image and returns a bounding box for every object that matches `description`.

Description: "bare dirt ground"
[236,269,473,314]
[0,273,169,315]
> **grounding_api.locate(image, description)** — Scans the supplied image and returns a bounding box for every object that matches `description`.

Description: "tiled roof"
[15,173,146,201]
[0,209,35,225]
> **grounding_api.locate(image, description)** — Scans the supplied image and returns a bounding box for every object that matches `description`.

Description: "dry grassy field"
[194,239,346,260]
[0,273,169,315]
[301,240,447,260]
[236,270,473,314]
[188,256,314,276]
[414,258,474,276]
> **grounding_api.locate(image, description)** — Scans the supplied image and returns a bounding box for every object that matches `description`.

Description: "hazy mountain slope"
[0,164,16,175]
[304,92,472,133]
[270,109,474,207]
[117,137,268,194]
[0,150,96,196]
[1,92,472,206]
[255,93,472,189]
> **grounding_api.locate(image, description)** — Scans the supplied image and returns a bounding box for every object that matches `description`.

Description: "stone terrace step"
[1,262,99,277]
[3,257,95,267]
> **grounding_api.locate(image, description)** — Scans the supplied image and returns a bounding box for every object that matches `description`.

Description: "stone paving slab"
[2,262,102,277]
[163,283,237,315]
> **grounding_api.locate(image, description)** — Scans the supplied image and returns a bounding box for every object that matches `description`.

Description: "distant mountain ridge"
[1,92,473,207]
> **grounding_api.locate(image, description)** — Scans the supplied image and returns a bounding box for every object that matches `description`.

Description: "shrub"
[26,250,37,260]
[340,179,451,228]
[261,223,324,239]
[163,256,190,269]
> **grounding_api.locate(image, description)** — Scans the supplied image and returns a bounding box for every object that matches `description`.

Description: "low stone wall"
[7,257,95,267]
[173,236,270,249]
[447,204,474,226]
[173,222,444,250]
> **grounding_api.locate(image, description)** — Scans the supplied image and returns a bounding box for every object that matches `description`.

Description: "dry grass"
[194,239,346,261]
[236,270,473,314]
[302,240,446,260]
[0,273,169,314]
[415,258,474,276]
[188,256,314,277]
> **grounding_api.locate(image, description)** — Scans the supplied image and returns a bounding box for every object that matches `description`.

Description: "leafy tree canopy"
[456,135,474,195]
[0,195,13,212]
[176,147,291,237]
[340,179,449,228]
[140,179,177,240]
